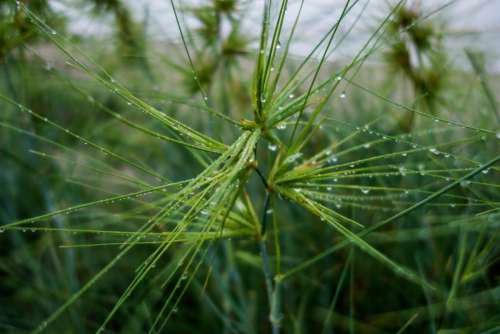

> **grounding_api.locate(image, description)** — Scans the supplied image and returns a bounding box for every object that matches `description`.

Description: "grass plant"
[0,0,499,333]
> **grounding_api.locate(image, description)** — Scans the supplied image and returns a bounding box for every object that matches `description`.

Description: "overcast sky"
[56,0,500,72]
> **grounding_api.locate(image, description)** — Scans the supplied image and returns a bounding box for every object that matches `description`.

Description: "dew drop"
[268,144,277,152]
[363,143,371,149]
[339,92,346,99]
[266,209,273,214]
[335,75,342,81]
[496,131,500,139]
[429,148,439,155]
[284,152,302,164]
[361,188,370,194]
[277,122,287,130]
[328,155,338,163]
[460,180,471,188]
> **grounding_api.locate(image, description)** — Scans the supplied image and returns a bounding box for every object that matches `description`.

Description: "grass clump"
[0,0,499,333]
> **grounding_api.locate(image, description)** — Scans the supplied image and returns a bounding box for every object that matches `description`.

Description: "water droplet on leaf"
[277,123,287,130]
[429,148,439,155]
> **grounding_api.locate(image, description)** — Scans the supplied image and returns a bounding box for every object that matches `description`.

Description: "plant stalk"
[259,192,281,334]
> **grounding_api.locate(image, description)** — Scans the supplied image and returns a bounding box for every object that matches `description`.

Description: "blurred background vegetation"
[0,0,499,333]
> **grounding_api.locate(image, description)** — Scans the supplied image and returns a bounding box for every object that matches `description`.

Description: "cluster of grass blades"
[1,0,499,333]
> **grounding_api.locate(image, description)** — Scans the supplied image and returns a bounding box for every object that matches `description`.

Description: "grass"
[0,0,499,333]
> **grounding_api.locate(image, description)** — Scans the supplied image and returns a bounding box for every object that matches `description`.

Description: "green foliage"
[0,1,499,333]
[0,0,64,60]
[384,4,448,131]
